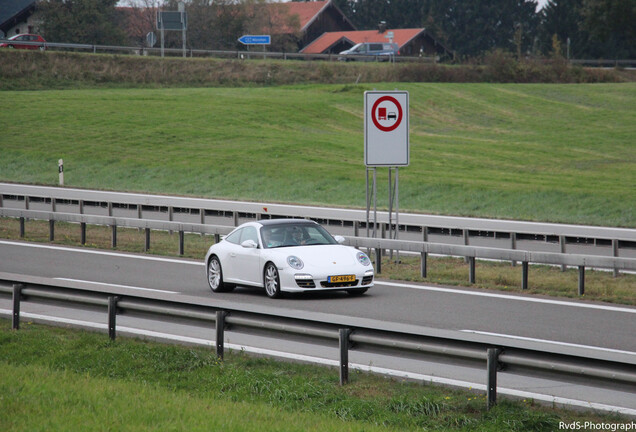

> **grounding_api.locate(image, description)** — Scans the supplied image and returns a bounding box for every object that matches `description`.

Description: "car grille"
[296,279,316,288]
[320,280,359,288]
[361,275,374,285]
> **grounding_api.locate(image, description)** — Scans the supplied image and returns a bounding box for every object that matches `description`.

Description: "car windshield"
[260,223,337,249]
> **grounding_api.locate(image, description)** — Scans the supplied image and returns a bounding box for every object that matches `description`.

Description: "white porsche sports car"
[204,219,374,298]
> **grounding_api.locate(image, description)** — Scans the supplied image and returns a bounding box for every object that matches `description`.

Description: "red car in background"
[0,34,46,50]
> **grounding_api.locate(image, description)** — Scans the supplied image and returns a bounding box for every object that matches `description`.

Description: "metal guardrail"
[1,206,635,296]
[3,39,634,67]
[1,272,635,411]
[0,38,437,63]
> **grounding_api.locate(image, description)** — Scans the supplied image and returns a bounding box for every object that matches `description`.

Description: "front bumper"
[279,269,374,293]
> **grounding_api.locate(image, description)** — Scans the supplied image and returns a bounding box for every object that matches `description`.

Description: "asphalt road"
[1,239,635,354]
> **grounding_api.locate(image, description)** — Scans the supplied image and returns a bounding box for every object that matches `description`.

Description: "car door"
[233,226,262,286]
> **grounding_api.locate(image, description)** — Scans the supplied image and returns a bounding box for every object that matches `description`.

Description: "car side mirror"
[241,239,258,249]
[334,235,345,244]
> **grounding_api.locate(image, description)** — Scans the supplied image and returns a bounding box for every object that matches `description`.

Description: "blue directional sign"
[238,35,271,45]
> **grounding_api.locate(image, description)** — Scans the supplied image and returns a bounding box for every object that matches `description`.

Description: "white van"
[338,42,399,61]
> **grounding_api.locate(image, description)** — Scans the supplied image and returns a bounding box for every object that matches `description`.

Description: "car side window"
[370,44,383,51]
[240,226,258,245]
[225,228,242,245]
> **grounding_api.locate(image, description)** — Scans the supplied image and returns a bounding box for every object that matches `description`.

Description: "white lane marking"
[54,278,180,294]
[0,240,204,266]
[2,309,634,417]
[461,330,636,357]
[378,280,636,314]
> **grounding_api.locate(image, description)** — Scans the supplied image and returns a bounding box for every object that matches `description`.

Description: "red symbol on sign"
[371,96,403,132]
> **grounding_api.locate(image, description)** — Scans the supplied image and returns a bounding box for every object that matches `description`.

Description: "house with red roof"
[300,25,452,59]
[261,0,355,50]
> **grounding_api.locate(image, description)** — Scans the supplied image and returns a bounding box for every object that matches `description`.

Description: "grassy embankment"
[0,83,634,227]
[0,321,630,432]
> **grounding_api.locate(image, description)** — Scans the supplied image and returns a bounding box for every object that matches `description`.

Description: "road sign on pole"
[238,35,271,45]
[364,91,409,167]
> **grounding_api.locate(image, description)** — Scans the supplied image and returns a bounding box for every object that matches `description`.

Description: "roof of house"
[300,28,428,53]
[266,0,354,35]
[0,0,37,32]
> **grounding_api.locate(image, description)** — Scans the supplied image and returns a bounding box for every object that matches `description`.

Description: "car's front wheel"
[207,256,234,293]
[264,262,282,299]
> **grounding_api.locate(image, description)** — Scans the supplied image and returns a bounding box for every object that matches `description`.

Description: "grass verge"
[1,217,634,305]
[0,321,630,431]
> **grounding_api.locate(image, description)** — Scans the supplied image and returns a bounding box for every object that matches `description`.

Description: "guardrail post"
[216,311,227,359]
[339,328,352,385]
[144,228,150,251]
[111,225,117,248]
[578,266,585,296]
[81,222,86,245]
[469,257,476,284]
[12,283,25,330]
[233,212,239,227]
[19,217,25,238]
[420,252,427,278]
[487,348,501,410]
[108,296,120,341]
[354,221,359,237]
[214,234,220,244]
[511,233,517,267]
[522,262,529,290]
[463,230,469,263]
[612,239,619,277]
[560,236,566,272]
[168,207,174,235]
[49,219,55,241]
[375,248,382,274]
[179,230,184,256]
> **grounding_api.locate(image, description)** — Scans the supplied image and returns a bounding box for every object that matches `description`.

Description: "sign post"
[157,8,188,58]
[238,35,271,59]
[364,91,409,262]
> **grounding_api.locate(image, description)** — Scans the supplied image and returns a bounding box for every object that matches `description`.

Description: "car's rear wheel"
[346,288,368,296]
[264,262,282,299]
[207,256,234,293]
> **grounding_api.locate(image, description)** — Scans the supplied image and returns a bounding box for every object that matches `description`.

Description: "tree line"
[35,0,635,60]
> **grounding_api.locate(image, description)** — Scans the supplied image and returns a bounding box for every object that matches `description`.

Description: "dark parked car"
[0,34,46,50]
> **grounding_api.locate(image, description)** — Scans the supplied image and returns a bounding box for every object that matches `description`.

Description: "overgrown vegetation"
[0,321,629,431]
[0,50,633,91]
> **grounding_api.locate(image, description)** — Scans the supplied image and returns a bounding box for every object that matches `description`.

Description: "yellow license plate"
[328,275,355,283]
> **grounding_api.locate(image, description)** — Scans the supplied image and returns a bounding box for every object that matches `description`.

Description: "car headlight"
[287,255,304,270]
[356,252,371,266]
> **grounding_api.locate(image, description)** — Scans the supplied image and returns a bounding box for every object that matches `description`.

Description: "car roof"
[256,218,318,227]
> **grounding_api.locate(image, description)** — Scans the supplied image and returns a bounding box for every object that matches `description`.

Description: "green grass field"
[1,82,634,227]
[1,321,628,432]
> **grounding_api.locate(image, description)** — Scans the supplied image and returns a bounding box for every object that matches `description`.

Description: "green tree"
[38,0,127,45]
[580,0,636,58]
[539,0,589,58]
[432,0,539,58]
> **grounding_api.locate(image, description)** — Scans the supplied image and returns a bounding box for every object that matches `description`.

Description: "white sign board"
[364,91,409,167]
